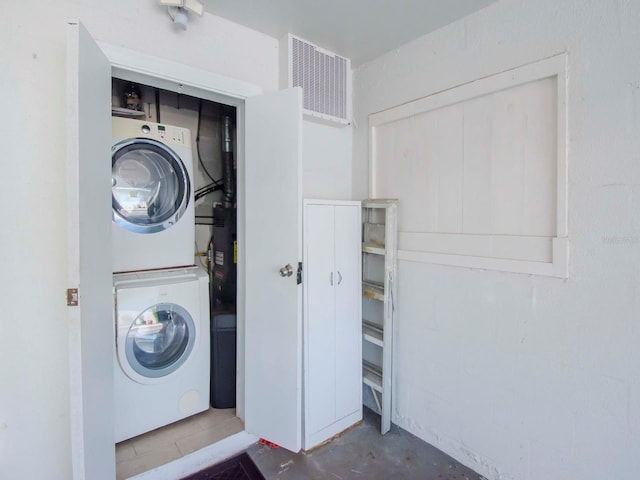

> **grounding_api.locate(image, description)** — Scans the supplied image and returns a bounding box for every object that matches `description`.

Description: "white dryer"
[113,267,210,443]
[112,117,195,273]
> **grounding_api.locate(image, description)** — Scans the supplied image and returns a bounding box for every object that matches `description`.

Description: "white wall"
[303,121,353,200]
[353,0,640,479]
[0,1,278,478]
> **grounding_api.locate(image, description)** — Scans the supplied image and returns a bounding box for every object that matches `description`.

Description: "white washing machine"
[112,117,195,273]
[113,267,210,443]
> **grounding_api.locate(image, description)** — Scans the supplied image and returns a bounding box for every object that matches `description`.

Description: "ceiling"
[203,0,496,66]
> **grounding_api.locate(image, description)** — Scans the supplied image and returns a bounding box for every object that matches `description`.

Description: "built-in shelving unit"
[361,198,398,435]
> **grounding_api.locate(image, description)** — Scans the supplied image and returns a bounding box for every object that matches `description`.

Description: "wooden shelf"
[361,199,398,209]
[362,281,384,301]
[362,243,385,255]
[362,321,384,347]
[362,361,383,393]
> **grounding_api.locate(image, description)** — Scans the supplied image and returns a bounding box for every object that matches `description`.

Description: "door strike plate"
[67,288,79,306]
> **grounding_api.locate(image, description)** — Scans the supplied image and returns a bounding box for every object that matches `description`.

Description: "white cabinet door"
[303,200,362,449]
[244,88,303,453]
[304,204,336,436]
[333,205,362,420]
[66,20,114,480]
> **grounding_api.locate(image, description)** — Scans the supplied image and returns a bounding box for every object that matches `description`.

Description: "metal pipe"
[223,115,232,153]
[222,115,234,208]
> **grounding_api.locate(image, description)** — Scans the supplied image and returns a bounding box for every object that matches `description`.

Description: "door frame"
[101,42,261,423]
[71,41,261,477]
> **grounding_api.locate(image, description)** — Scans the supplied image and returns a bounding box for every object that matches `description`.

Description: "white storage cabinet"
[303,199,362,450]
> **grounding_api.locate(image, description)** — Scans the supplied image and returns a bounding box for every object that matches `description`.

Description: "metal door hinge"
[297,262,303,285]
[67,288,79,306]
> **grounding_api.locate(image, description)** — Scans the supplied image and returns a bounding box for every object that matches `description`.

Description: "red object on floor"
[259,438,280,448]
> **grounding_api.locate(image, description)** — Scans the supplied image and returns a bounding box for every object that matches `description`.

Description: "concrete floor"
[247,408,484,480]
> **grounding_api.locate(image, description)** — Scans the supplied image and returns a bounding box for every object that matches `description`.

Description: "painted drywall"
[352,0,640,479]
[303,121,353,200]
[0,1,277,478]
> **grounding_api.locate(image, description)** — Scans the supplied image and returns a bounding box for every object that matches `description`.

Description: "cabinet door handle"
[337,271,343,285]
[330,271,334,286]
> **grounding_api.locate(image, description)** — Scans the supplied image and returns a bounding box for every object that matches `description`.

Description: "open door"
[66,20,114,479]
[244,88,303,452]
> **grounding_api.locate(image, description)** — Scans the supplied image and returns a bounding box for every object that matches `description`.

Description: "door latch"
[297,262,303,285]
[67,288,79,306]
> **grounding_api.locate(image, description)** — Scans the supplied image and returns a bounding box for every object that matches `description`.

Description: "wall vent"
[281,34,351,126]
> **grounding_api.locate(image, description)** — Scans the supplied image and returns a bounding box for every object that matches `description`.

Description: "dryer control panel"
[155,124,188,146]
[112,118,191,149]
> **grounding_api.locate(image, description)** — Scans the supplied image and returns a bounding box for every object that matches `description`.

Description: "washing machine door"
[112,138,190,234]
[123,302,196,380]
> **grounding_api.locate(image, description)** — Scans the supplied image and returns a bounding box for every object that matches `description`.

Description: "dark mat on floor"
[180,452,265,480]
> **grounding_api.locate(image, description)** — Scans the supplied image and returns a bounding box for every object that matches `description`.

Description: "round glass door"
[112,138,190,234]
[124,303,195,378]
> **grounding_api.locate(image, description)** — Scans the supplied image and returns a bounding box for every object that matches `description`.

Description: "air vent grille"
[288,35,350,124]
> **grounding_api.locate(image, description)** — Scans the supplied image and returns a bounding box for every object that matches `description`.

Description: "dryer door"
[123,302,196,380]
[112,138,190,234]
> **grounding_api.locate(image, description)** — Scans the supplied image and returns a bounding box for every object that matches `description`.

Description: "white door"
[66,20,114,480]
[244,88,303,452]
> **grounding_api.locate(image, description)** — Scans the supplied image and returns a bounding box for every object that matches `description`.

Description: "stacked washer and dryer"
[111,117,210,442]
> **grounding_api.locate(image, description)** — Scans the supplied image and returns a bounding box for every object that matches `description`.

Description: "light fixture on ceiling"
[160,0,204,30]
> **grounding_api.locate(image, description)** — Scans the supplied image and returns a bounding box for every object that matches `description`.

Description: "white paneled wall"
[375,105,465,233]
[461,78,557,237]
[370,57,565,275]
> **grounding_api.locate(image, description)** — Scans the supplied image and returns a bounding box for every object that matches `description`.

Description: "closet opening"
[111,77,241,479]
